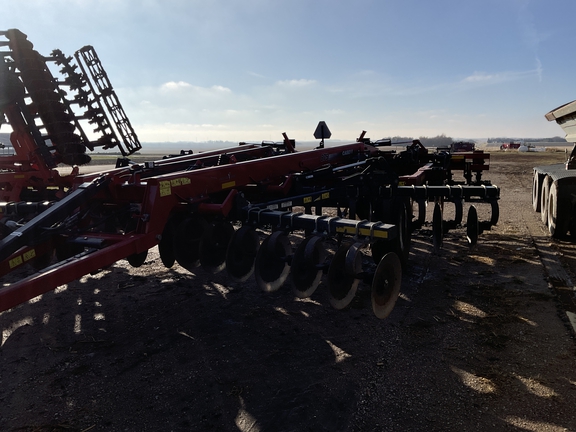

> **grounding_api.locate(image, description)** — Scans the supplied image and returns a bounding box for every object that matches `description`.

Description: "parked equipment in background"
[533,100,576,238]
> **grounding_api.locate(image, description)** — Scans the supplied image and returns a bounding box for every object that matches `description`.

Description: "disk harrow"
[0,134,499,318]
[0,30,501,319]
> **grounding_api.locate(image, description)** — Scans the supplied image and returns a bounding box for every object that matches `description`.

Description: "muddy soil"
[1,151,576,432]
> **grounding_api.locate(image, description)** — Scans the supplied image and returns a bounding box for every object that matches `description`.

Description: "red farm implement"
[0,30,500,318]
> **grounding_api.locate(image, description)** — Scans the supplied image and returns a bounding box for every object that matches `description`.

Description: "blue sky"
[3,0,576,143]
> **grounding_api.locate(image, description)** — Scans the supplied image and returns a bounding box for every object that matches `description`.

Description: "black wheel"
[548,181,570,238]
[127,250,148,268]
[541,176,551,225]
[532,171,543,212]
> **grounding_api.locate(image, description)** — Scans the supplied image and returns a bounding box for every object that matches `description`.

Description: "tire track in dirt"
[498,160,576,336]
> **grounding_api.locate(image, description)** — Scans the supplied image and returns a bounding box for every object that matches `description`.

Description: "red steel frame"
[0,141,379,312]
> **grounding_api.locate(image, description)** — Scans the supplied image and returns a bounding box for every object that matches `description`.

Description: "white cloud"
[276,79,317,87]
[160,82,231,95]
[161,81,192,90]
[462,72,496,83]
[459,68,540,87]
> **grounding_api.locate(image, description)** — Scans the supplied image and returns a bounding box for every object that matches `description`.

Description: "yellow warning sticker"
[159,181,171,197]
[9,255,23,269]
[23,249,36,262]
[160,177,192,196]
[303,196,312,204]
[335,227,388,238]
[222,181,236,189]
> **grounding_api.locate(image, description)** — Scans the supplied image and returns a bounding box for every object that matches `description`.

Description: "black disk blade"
[328,242,362,310]
[226,226,260,282]
[291,235,326,298]
[466,205,479,246]
[173,216,209,272]
[432,202,443,252]
[372,252,402,319]
[200,221,235,274]
[255,231,291,292]
[159,217,178,268]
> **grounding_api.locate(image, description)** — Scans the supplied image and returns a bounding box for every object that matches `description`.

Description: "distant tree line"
[389,134,455,147]
[418,134,454,147]
[487,136,567,143]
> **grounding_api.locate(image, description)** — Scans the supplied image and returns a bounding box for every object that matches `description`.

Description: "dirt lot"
[1,151,576,432]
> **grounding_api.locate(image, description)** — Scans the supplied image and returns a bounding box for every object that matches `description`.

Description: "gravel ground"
[1,151,576,432]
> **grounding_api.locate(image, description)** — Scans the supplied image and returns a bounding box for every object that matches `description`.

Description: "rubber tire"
[547,181,570,238]
[540,176,551,226]
[532,171,543,212]
[127,250,148,268]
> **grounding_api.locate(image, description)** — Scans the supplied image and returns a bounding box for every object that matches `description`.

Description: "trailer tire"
[532,171,544,212]
[541,175,551,226]
[548,181,570,238]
